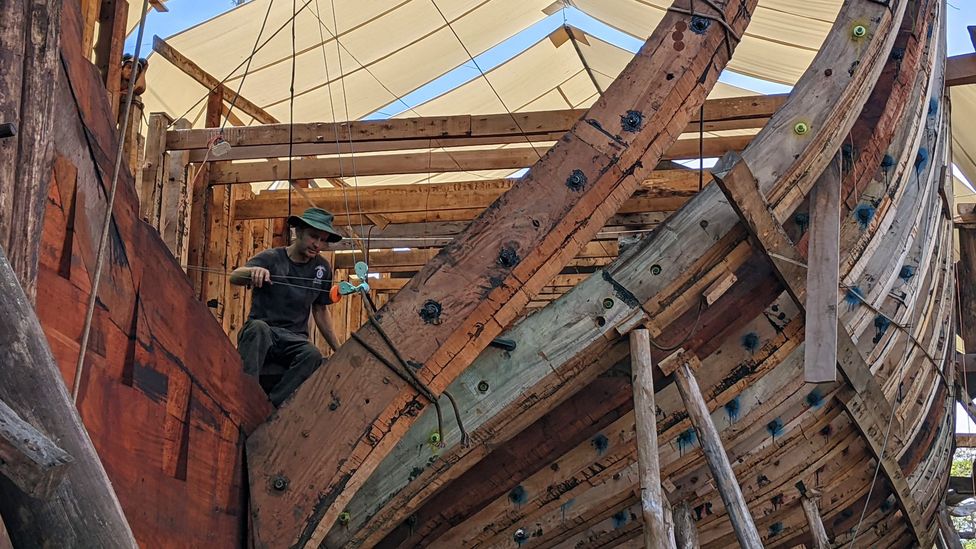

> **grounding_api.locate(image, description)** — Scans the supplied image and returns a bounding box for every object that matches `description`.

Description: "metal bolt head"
[852,25,867,38]
[602,297,615,310]
[338,512,351,525]
[793,122,809,135]
[650,264,662,276]
[429,432,441,445]
[514,528,528,542]
[477,380,490,393]
[270,475,289,492]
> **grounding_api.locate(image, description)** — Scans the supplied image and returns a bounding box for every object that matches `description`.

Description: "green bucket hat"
[287,207,343,243]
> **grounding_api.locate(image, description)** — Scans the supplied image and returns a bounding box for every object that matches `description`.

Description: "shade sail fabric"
[952,85,976,188]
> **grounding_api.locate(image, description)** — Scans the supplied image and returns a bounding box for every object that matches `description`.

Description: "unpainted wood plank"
[160,119,191,262]
[799,495,829,549]
[0,396,73,498]
[803,158,842,383]
[672,501,699,549]
[140,112,173,225]
[947,53,976,87]
[186,89,222,297]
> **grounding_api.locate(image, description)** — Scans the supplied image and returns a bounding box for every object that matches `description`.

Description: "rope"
[428,0,543,162]
[73,0,152,403]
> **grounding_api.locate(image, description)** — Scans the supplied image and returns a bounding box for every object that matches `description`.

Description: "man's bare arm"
[312,303,340,352]
[230,266,272,287]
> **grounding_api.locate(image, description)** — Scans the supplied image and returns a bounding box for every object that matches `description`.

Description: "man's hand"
[249,266,272,287]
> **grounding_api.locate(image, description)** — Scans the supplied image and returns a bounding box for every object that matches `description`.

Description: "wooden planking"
[803,158,842,383]
[160,119,192,263]
[166,95,786,151]
[246,0,763,544]
[186,89,222,297]
[0,396,73,498]
[959,225,976,352]
[210,137,750,184]
[92,0,126,117]
[151,36,277,124]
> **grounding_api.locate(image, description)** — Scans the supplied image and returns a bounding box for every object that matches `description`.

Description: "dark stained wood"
[947,53,976,87]
[246,2,762,544]
[141,111,172,225]
[0,0,63,301]
[186,89,222,298]
[0,396,72,498]
[959,225,976,351]
[92,0,127,116]
[0,247,137,547]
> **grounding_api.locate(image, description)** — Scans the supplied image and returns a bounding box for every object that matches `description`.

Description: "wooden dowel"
[800,495,829,549]
[671,357,763,548]
[673,501,700,549]
[631,329,671,549]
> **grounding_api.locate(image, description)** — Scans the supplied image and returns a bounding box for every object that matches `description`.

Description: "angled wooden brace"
[0,398,73,498]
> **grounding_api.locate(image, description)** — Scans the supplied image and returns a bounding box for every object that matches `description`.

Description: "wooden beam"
[160,118,191,263]
[803,158,841,383]
[186,89,222,297]
[672,502,699,549]
[0,0,63,302]
[0,397,72,498]
[235,171,700,220]
[151,35,277,125]
[958,224,976,351]
[663,351,763,548]
[93,0,127,117]
[940,507,965,549]
[956,434,976,448]
[0,249,137,546]
[209,136,750,183]
[246,0,761,543]
[166,95,786,151]
[140,111,172,225]
[947,53,976,87]
[798,491,830,549]
[630,329,670,549]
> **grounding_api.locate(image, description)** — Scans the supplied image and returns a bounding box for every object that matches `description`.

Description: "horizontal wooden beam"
[947,53,976,87]
[957,434,976,448]
[0,398,73,498]
[234,171,701,220]
[152,35,277,125]
[333,243,616,272]
[166,94,786,151]
[210,137,749,183]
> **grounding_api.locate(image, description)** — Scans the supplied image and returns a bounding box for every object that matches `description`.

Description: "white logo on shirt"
[313,266,326,285]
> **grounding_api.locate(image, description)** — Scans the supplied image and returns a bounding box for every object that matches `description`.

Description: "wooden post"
[0,0,63,302]
[0,397,73,498]
[672,502,699,549]
[958,224,976,352]
[0,248,137,547]
[160,118,191,262]
[141,112,173,225]
[122,96,144,194]
[630,329,670,549]
[939,507,964,549]
[186,89,222,297]
[92,0,127,118]
[803,159,841,383]
[665,352,763,548]
[798,486,829,549]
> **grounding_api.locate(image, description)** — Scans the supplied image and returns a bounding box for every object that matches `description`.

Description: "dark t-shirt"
[245,248,332,336]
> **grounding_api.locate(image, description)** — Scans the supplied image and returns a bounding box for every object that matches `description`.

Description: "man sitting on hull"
[230,207,342,406]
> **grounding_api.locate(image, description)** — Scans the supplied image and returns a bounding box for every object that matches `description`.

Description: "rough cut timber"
[246,0,762,545]
[328,0,927,545]
[630,329,669,549]
[0,396,73,498]
[0,248,137,547]
[803,160,841,383]
[947,53,976,87]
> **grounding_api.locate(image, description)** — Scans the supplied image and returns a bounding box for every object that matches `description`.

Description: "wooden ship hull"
[0,0,967,547]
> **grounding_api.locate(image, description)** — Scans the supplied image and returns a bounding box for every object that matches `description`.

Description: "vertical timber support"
[797,483,829,549]
[803,157,841,383]
[161,118,191,263]
[661,350,763,548]
[672,501,700,549]
[957,216,976,353]
[0,249,137,547]
[187,89,222,297]
[92,0,128,119]
[0,0,63,301]
[630,328,672,549]
[141,111,173,225]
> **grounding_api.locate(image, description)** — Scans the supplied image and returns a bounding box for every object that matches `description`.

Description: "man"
[230,207,342,406]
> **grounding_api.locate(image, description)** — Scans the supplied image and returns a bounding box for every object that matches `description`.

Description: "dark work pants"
[237,319,323,407]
